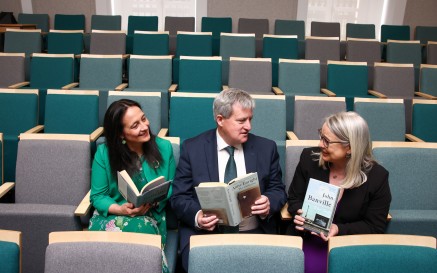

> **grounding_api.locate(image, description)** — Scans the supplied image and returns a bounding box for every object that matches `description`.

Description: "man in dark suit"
[170,88,287,272]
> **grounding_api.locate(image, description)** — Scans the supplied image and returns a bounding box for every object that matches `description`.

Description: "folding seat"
[220,33,256,84]
[413,26,437,63]
[328,234,437,273]
[45,232,162,273]
[381,24,410,42]
[91,15,121,31]
[0,133,91,273]
[164,16,195,55]
[238,18,269,57]
[201,17,232,56]
[124,55,173,127]
[177,56,222,93]
[346,23,375,39]
[47,30,84,54]
[274,19,305,59]
[0,89,39,182]
[415,64,437,99]
[132,31,169,55]
[0,53,25,88]
[354,98,406,141]
[407,99,437,142]
[427,41,437,64]
[262,34,298,86]
[126,16,158,54]
[17,13,49,32]
[189,234,304,273]
[54,14,86,31]
[89,30,126,54]
[0,229,21,273]
[372,142,437,236]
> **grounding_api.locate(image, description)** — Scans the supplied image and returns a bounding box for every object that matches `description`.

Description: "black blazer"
[287,147,391,235]
[170,129,286,251]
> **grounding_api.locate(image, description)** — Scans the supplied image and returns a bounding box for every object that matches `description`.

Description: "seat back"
[189,234,304,273]
[305,36,340,62]
[386,40,422,67]
[274,20,305,40]
[90,30,126,54]
[127,16,158,35]
[15,134,91,205]
[133,31,169,55]
[328,234,437,273]
[311,21,340,38]
[91,15,121,31]
[45,231,162,273]
[411,99,437,142]
[228,57,272,94]
[373,63,415,98]
[278,59,321,96]
[0,229,21,273]
[79,54,123,90]
[164,16,195,35]
[54,14,86,31]
[354,98,405,141]
[346,38,381,63]
[251,95,286,141]
[30,53,74,89]
[381,24,410,42]
[346,23,375,39]
[18,13,49,32]
[427,41,437,65]
[4,29,42,55]
[47,30,84,54]
[238,18,269,39]
[201,17,232,56]
[0,133,3,184]
[179,56,222,93]
[419,64,437,96]
[169,93,216,142]
[372,142,437,210]
[0,53,25,88]
[414,26,437,44]
[107,91,162,134]
[220,33,256,59]
[293,96,346,140]
[176,31,212,57]
[128,55,172,90]
[44,90,99,135]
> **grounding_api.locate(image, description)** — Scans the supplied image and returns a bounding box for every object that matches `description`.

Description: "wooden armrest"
[405,133,425,142]
[22,125,44,134]
[74,54,81,59]
[74,191,92,216]
[115,83,128,91]
[62,82,79,90]
[272,87,284,95]
[158,128,168,137]
[90,127,104,142]
[122,54,130,59]
[415,91,437,100]
[222,85,229,90]
[387,213,392,222]
[368,90,387,98]
[0,182,15,199]
[287,131,299,140]
[168,84,177,92]
[8,81,30,89]
[321,88,336,97]
[281,203,292,220]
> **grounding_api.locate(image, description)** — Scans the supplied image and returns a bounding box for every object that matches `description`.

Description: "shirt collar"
[216,129,243,151]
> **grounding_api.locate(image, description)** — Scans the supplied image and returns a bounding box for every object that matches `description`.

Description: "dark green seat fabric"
[373,145,437,236]
[132,31,169,55]
[263,35,298,86]
[178,57,222,93]
[47,30,84,54]
[0,240,20,273]
[127,16,159,54]
[18,13,49,32]
[381,25,410,43]
[0,90,38,182]
[419,64,437,97]
[328,245,437,273]
[411,101,437,142]
[201,17,232,56]
[346,23,375,39]
[274,20,305,58]
[54,14,85,31]
[91,15,121,31]
[415,26,437,44]
[0,134,3,184]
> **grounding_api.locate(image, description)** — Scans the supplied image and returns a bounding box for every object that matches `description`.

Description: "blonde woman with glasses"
[287,111,391,273]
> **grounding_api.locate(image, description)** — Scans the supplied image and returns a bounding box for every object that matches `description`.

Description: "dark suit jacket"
[287,147,391,235]
[170,129,286,251]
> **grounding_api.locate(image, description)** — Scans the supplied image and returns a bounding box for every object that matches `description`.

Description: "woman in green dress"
[89,99,175,273]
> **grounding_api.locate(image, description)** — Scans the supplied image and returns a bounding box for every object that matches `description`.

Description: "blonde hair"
[318,111,374,189]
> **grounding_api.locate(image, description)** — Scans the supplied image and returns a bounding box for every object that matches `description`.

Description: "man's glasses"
[318,129,349,148]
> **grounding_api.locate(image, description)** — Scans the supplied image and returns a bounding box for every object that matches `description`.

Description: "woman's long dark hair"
[104,99,163,178]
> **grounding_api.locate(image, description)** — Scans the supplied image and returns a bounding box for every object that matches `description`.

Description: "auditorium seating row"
[1,130,437,273]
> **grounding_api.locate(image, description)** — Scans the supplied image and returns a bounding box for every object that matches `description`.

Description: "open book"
[117,170,171,208]
[195,172,261,227]
[302,178,340,236]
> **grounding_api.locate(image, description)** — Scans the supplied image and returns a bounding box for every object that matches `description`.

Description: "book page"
[228,172,261,219]
[195,186,238,226]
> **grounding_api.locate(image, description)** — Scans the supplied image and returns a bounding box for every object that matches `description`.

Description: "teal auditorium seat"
[54,14,85,31]
[0,133,2,184]
[417,64,437,98]
[346,23,375,39]
[0,89,39,183]
[189,234,304,273]
[328,234,437,273]
[126,16,158,54]
[164,16,195,55]
[178,56,222,93]
[414,26,437,63]
[274,20,305,58]
[354,98,406,141]
[47,30,84,54]
[125,55,173,128]
[132,31,169,55]
[18,13,49,32]
[409,99,437,142]
[262,34,299,86]
[0,229,21,273]
[201,17,232,56]
[91,15,121,31]
[381,24,410,42]
[372,142,437,236]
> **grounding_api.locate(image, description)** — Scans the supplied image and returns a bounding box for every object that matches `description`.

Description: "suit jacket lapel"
[205,130,219,182]
[243,135,257,173]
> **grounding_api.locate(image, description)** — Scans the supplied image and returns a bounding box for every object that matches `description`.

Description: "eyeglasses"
[318,129,349,148]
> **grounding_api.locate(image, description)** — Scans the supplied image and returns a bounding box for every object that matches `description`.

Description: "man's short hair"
[213,88,255,120]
